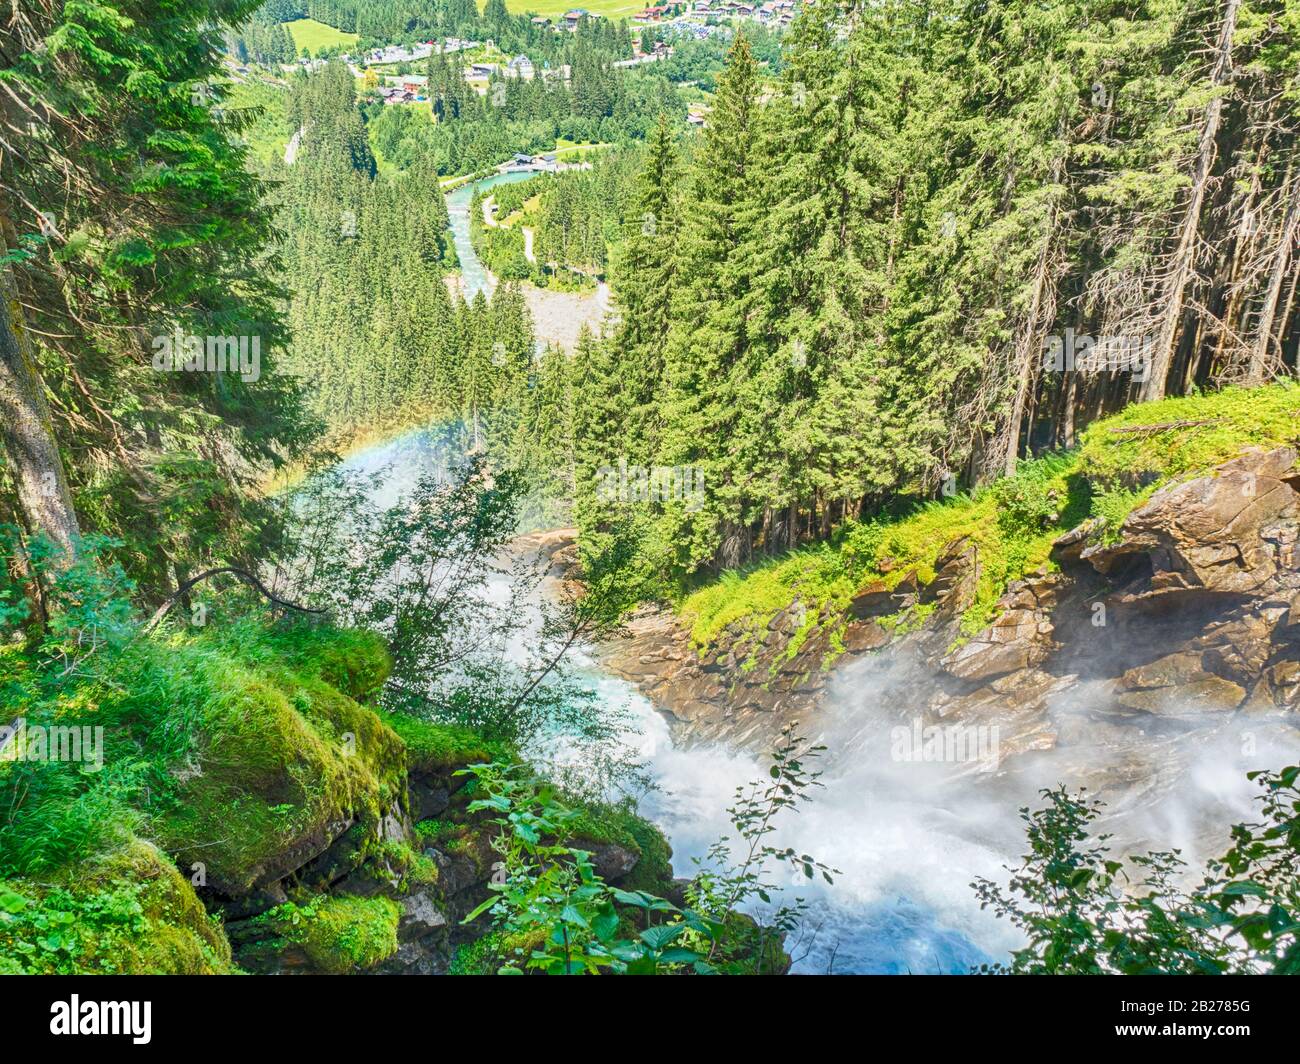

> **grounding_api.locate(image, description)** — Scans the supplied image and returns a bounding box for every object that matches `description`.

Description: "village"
[226,0,804,108]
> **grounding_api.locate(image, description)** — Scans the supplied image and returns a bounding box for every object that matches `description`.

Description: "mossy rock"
[566,799,674,895]
[153,660,406,895]
[0,840,234,974]
[239,894,401,974]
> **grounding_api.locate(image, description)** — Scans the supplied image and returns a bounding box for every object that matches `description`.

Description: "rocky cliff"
[597,446,1300,836]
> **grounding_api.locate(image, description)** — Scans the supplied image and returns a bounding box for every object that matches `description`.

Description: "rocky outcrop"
[598,447,1300,804]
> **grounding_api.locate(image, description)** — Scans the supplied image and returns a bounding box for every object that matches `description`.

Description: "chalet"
[506,55,535,79]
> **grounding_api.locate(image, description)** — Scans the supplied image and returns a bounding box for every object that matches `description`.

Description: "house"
[469,63,498,78]
[506,54,535,79]
[531,16,551,26]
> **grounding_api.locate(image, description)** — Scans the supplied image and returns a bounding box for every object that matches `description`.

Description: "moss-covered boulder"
[153,657,406,896]
[0,840,234,974]
[230,894,402,974]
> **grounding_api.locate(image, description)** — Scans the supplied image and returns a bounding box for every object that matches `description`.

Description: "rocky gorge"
[592,445,1300,852]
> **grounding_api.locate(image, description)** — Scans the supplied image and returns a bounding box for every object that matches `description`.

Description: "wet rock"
[1115,674,1246,716]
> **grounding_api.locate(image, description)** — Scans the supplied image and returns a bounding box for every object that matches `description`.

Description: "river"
[340,422,1019,974]
[445,170,613,351]
[446,170,536,302]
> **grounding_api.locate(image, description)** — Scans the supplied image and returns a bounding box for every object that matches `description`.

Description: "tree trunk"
[1141,0,1240,402]
[1247,163,1300,383]
[1003,153,1065,476]
[0,258,82,563]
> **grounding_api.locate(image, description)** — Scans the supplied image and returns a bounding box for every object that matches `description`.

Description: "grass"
[224,79,292,168]
[283,17,358,55]
[505,0,647,18]
[680,382,1300,656]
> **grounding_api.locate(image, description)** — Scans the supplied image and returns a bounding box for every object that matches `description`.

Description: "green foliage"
[0,842,234,975]
[259,894,401,973]
[973,765,1300,975]
[459,761,724,974]
[678,382,1300,655]
[460,725,829,975]
[3,0,318,600]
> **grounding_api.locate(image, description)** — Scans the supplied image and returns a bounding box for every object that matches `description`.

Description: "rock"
[941,608,1052,681]
[572,839,640,882]
[1115,674,1246,716]
[1120,651,1209,690]
[848,580,899,620]
[841,621,890,654]
[920,537,980,614]
[1268,660,1300,708]
[410,779,450,820]
[1098,446,1300,596]
[1052,517,1106,564]
[398,890,449,943]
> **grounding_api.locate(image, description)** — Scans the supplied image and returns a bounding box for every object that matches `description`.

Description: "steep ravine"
[593,445,1300,859]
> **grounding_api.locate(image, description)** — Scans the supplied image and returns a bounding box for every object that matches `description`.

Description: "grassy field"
[225,79,291,167]
[284,17,359,54]
[504,0,648,18]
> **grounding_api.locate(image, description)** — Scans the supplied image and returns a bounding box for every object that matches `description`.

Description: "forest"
[2,0,1300,999]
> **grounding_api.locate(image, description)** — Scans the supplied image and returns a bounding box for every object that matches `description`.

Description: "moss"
[373,838,440,890]
[374,708,514,774]
[413,818,464,844]
[260,894,401,974]
[677,382,1300,657]
[0,841,235,975]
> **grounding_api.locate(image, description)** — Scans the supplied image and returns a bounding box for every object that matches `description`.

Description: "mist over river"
[340,428,1023,972]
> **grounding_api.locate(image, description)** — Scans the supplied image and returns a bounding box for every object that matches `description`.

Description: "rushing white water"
[340,429,1018,971]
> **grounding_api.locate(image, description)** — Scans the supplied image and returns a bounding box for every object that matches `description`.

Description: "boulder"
[1115,671,1246,717]
[1094,447,1300,596]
